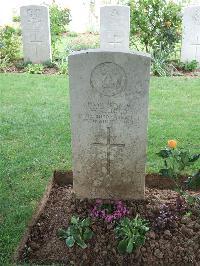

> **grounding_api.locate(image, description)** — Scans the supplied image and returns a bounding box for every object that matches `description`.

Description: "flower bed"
[14,171,200,265]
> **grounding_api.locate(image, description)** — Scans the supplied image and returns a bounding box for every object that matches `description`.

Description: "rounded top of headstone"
[68,49,151,60]
[20,5,48,10]
[101,5,130,9]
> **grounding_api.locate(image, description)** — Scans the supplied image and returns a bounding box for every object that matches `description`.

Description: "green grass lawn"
[0,73,200,264]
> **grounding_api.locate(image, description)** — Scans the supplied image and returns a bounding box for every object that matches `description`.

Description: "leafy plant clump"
[25,63,44,74]
[153,204,178,231]
[157,140,200,186]
[91,199,129,223]
[178,60,199,72]
[58,216,94,249]
[152,196,188,232]
[157,140,200,217]
[115,215,149,254]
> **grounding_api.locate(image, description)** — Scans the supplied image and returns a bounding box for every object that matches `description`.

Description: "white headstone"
[100,5,130,50]
[20,5,52,64]
[69,50,151,199]
[181,6,200,64]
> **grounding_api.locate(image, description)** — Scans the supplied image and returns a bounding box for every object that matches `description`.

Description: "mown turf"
[0,73,199,264]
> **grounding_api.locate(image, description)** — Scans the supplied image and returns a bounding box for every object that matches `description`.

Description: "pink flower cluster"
[91,199,129,223]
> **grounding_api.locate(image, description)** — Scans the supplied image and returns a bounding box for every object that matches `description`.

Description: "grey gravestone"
[20,5,52,63]
[100,5,130,50]
[69,50,151,199]
[181,6,200,64]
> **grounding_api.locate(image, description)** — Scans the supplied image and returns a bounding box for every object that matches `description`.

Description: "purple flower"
[90,199,129,223]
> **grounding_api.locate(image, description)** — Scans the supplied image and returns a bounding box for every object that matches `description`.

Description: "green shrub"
[130,0,182,76]
[130,0,182,54]
[0,25,21,62]
[115,215,149,254]
[58,216,94,249]
[25,63,44,74]
[50,4,71,46]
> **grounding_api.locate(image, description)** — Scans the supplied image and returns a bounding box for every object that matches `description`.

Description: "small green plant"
[152,54,169,77]
[43,60,57,68]
[157,140,200,183]
[0,56,10,72]
[58,216,94,249]
[12,15,21,23]
[15,60,31,70]
[68,31,78,37]
[179,60,199,72]
[115,215,149,254]
[55,59,68,74]
[25,63,44,74]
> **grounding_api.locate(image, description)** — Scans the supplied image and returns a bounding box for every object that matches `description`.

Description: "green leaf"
[179,150,190,166]
[126,239,134,253]
[65,236,75,248]
[189,154,200,163]
[83,228,94,241]
[57,228,68,238]
[157,149,171,158]
[75,236,87,249]
[71,216,78,224]
[81,217,91,227]
[159,168,176,178]
[159,168,170,177]
[187,170,200,189]
[118,239,129,254]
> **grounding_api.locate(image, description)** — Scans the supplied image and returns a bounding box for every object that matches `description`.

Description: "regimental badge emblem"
[90,62,127,97]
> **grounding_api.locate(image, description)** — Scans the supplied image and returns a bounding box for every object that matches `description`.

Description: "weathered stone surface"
[69,49,151,199]
[20,5,52,63]
[100,5,130,50]
[181,6,200,64]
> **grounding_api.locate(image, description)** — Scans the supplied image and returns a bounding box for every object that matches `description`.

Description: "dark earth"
[15,172,200,266]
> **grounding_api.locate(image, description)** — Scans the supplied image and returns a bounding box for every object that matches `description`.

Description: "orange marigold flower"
[167,140,177,149]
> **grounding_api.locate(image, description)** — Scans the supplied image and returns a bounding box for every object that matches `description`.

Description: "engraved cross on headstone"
[30,31,42,43]
[92,127,125,175]
[30,31,42,58]
[108,34,122,48]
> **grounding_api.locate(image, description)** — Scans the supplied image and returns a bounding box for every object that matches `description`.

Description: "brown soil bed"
[3,65,59,75]
[15,171,200,265]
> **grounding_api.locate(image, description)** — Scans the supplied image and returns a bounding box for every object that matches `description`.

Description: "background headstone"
[69,50,151,199]
[181,5,200,64]
[100,5,130,50]
[20,5,52,63]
